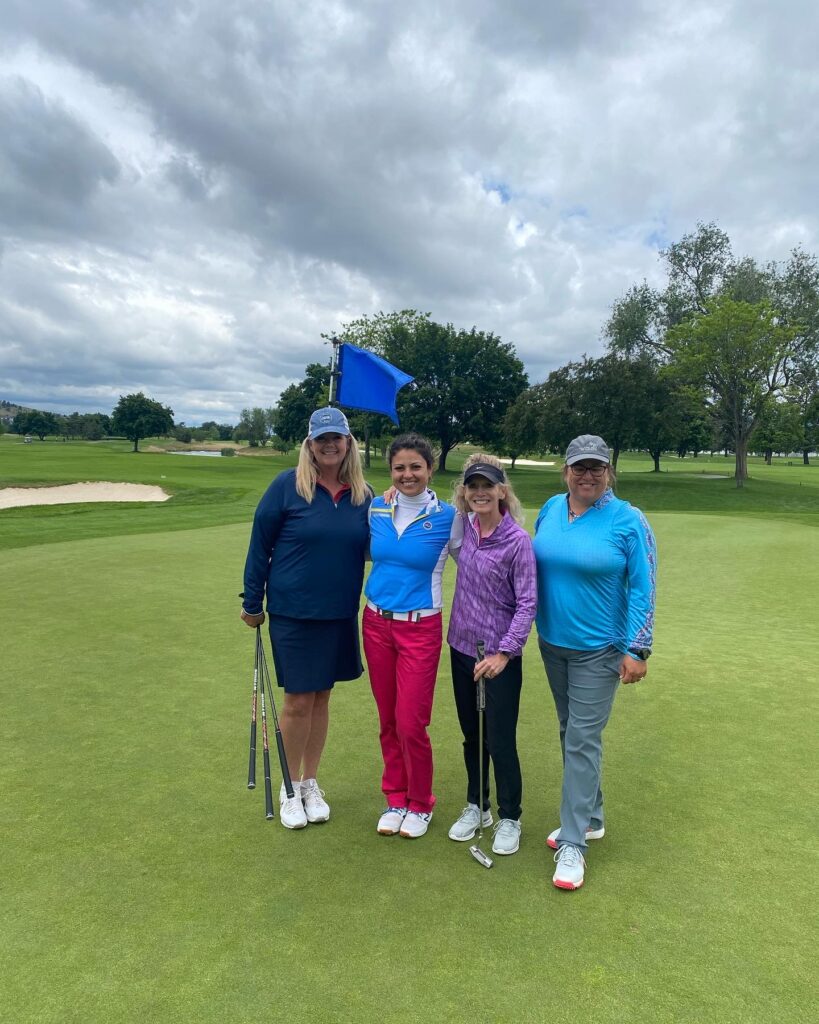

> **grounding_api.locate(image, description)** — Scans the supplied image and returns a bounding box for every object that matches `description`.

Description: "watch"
[628,647,651,661]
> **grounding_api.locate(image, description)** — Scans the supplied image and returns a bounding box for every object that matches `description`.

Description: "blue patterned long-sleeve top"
[533,490,656,654]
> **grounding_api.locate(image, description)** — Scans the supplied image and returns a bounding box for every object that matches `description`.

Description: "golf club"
[469,640,493,869]
[247,629,259,789]
[257,628,296,800]
[260,681,275,820]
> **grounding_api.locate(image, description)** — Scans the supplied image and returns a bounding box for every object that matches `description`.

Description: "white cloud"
[0,0,817,421]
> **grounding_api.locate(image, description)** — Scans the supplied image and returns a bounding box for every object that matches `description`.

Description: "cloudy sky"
[1,0,817,424]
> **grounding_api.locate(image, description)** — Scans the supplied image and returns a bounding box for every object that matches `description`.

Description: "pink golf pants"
[362,605,443,814]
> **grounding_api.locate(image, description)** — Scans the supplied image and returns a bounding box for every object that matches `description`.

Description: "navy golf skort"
[267,614,363,693]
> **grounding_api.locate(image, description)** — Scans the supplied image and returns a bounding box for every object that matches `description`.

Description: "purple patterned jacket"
[447,511,537,659]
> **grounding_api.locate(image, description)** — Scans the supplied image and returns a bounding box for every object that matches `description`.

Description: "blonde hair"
[452,452,524,524]
[561,463,617,490]
[295,433,368,505]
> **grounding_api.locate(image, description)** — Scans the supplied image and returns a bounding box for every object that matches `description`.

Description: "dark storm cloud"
[0,76,120,237]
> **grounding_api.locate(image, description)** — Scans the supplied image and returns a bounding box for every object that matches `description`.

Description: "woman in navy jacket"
[242,407,371,829]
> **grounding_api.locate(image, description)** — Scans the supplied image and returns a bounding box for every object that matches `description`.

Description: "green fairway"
[1,438,817,1023]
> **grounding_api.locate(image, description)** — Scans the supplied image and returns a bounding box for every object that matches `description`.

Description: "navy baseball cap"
[308,407,350,439]
[463,462,506,485]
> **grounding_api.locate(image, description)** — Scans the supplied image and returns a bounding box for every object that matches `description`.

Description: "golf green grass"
[1,436,817,1023]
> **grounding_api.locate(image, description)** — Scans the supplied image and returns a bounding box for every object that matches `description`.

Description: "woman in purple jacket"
[446,453,537,856]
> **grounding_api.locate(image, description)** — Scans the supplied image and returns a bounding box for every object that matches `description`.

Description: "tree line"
[5,224,817,479]
[271,226,818,484]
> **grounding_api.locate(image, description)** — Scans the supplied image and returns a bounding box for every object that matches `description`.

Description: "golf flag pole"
[328,336,342,407]
[328,339,413,424]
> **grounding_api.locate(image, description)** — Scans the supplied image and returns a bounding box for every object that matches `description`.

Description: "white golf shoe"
[546,825,605,850]
[448,804,494,842]
[552,844,586,890]
[300,778,330,823]
[399,811,432,838]
[377,806,408,835]
[491,818,521,855]
[279,781,307,829]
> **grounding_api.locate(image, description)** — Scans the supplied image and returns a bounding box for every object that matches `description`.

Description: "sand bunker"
[499,458,556,466]
[0,482,171,509]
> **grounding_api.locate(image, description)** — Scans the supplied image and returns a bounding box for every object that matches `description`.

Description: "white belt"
[366,600,441,622]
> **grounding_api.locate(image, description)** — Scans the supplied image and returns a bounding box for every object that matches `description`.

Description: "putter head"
[469,844,494,869]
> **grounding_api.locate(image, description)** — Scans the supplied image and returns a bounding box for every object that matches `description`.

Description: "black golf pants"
[450,646,523,821]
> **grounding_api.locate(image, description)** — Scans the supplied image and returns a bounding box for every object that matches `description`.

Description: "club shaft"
[258,634,295,799]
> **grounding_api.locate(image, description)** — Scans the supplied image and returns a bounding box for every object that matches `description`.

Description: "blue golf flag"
[336,343,414,424]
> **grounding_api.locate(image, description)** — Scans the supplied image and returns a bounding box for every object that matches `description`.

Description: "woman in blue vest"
[363,434,461,839]
[533,434,657,890]
[241,407,371,830]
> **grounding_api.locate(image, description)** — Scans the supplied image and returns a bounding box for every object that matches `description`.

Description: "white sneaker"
[377,806,408,835]
[491,818,521,855]
[300,778,330,823]
[546,825,605,850]
[279,781,307,829]
[553,844,586,890]
[448,804,494,842]
[399,811,432,838]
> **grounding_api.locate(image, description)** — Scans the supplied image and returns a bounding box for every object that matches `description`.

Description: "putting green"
[1,508,816,1023]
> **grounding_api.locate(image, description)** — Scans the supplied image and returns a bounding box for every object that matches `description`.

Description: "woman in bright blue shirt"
[533,434,656,891]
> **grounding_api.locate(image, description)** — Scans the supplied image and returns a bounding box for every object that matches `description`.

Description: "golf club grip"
[263,747,274,819]
[476,641,487,710]
[247,722,257,789]
[276,729,295,799]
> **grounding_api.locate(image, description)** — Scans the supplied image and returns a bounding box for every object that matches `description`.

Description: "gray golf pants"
[538,639,622,851]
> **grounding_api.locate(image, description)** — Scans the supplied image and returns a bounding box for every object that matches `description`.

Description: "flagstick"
[328,335,342,407]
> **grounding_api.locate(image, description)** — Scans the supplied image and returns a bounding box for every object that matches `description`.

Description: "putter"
[469,640,493,869]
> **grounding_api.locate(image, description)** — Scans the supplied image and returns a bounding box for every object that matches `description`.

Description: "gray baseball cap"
[308,407,350,439]
[565,434,610,465]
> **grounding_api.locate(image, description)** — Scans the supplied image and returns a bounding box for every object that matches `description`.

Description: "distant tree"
[235,407,270,447]
[201,421,235,441]
[803,391,819,464]
[111,393,174,452]
[10,410,32,435]
[173,425,193,444]
[81,413,110,440]
[750,401,805,464]
[16,410,60,440]
[497,386,543,467]
[269,435,291,454]
[275,363,331,443]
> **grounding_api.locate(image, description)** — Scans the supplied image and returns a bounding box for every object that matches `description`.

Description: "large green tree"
[383,320,527,471]
[666,298,795,484]
[606,223,818,483]
[111,393,174,452]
